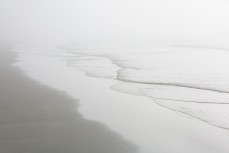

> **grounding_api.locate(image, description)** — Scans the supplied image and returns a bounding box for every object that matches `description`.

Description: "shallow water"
[14,43,229,153]
[62,45,229,130]
[0,46,138,153]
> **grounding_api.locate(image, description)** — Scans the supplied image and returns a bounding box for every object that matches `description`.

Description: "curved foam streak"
[64,46,229,130]
[111,83,229,104]
[65,54,120,79]
[112,83,229,130]
[153,99,229,130]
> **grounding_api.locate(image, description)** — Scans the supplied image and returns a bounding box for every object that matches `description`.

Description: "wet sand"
[0,44,138,153]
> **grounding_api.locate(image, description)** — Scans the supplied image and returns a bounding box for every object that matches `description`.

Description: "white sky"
[1,0,229,46]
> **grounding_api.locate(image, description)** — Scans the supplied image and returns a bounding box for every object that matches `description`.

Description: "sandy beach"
[2,0,229,153]
[0,44,138,153]
[12,43,229,153]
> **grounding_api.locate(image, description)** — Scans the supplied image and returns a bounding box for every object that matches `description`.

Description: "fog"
[3,1,229,153]
[1,0,229,46]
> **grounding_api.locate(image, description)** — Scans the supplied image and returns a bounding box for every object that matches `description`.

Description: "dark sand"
[0,44,138,153]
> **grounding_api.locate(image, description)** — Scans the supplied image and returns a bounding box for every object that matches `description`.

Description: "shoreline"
[14,43,229,153]
[0,44,138,153]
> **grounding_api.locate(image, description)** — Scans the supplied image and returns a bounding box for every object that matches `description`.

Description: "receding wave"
[111,82,229,130]
[65,55,120,79]
[63,45,229,130]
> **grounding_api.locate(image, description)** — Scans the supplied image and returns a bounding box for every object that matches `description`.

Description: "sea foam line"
[63,46,229,130]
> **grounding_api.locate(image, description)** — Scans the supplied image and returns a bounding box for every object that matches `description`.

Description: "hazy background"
[1,0,229,46]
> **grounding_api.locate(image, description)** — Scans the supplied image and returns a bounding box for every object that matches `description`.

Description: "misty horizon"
[1,0,229,47]
[1,1,229,153]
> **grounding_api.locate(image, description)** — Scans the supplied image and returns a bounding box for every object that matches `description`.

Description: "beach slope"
[0,45,138,153]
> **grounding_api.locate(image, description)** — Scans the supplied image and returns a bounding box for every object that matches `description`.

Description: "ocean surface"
[63,43,229,130]
[14,42,229,153]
